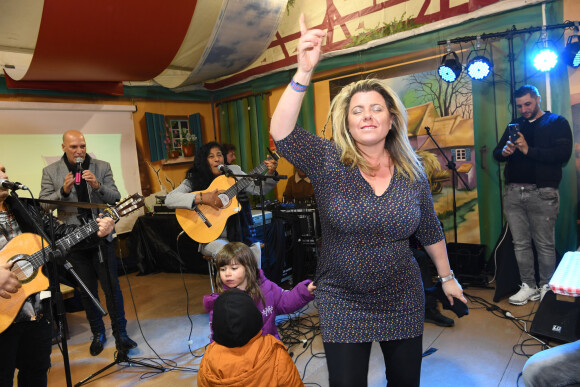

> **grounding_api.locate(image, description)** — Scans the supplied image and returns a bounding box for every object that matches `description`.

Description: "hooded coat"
[197,331,304,387]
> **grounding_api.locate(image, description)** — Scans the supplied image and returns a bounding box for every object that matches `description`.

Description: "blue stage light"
[533,48,558,72]
[466,56,492,80]
[563,35,580,68]
[438,52,462,83]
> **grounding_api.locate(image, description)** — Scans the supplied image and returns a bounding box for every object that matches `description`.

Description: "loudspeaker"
[447,242,487,286]
[530,291,580,343]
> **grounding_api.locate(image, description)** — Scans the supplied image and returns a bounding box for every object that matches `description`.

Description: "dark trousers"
[0,318,52,387]
[67,241,127,335]
[324,335,423,387]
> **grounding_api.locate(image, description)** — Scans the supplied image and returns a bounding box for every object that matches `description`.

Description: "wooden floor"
[40,271,548,387]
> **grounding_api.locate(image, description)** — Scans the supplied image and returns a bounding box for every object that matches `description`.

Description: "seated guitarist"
[0,162,115,387]
[165,142,278,266]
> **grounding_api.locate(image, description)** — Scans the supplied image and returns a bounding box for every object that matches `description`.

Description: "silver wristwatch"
[439,270,455,283]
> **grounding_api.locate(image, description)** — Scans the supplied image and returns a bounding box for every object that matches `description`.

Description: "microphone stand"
[76,181,164,387]
[7,190,100,387]
[424,127,470,243]
[225,171,286,277]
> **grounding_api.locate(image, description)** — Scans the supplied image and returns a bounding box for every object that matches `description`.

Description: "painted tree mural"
[406,70,473,118]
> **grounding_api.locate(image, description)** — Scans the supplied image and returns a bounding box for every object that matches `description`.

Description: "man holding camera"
[493,85,572,305]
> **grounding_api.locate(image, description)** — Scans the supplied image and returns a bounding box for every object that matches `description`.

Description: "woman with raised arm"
[270,14,467,387]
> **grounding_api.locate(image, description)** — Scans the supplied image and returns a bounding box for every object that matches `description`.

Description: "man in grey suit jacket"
[39,130,136,356]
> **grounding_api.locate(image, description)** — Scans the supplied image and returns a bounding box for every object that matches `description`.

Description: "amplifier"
[153,205,175,214]
[249,210,272,241]
[273,205,320,244]
[251,210,272,227]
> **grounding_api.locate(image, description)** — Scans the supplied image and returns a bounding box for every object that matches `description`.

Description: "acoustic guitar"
[176,153,279,243]
[0,193,144,334]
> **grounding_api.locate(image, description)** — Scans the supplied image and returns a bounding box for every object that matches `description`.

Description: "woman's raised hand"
[296,14,326,76]
[270,13,326,141]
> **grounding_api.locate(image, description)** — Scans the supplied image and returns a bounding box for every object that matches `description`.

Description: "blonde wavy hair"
[325,78,424,182]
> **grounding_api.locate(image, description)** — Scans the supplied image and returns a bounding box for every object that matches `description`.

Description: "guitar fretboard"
[223,163,269,200]
[27,220,100,270]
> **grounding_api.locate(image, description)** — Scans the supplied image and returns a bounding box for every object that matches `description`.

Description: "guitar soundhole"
[11,255,36,283]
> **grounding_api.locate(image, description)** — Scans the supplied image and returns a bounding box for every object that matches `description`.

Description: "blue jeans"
[503,184,559,287]
[522,340,580,387]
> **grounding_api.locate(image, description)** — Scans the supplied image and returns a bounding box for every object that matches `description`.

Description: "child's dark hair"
[214,242,266,307]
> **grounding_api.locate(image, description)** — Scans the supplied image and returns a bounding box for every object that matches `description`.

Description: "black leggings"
[323,335,423,387]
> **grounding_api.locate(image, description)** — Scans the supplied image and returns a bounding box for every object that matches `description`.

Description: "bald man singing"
[39,130,137,356]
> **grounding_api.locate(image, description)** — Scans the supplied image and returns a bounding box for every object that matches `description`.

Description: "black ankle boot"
[425,307,454,327]
[90,332,106,356]
[116,332,137,350]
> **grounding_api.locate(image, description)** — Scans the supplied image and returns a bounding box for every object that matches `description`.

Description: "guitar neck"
[223,163,268,199]
[16,193,143,272]
[55,220,100,252]
[28,219,102,271]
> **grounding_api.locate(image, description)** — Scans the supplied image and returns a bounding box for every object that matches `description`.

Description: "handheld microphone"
[75,157,83,186]
[0,179,28,190]
[218,164,233,177]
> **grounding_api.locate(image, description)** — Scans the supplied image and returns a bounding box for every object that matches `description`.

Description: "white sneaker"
[509,283,540,305]
[539,284,551,301]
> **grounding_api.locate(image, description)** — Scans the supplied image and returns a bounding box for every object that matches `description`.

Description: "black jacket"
[7,195,102,249]
[492,112,573,188]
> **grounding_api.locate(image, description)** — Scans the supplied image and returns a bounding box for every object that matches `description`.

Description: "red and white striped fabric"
[549,251,580,297]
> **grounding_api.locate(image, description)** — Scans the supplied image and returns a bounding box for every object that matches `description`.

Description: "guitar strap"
[6,195,52,243]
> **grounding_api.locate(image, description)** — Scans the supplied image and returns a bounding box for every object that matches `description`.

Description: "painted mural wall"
[208,0,501,89]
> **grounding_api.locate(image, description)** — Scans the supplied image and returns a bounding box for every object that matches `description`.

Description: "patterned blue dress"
[275,127,444,342]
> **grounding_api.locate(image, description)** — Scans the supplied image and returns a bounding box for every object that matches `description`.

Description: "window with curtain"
[218,94,269,172]
[145,112,203,162]
[218,94,274,199]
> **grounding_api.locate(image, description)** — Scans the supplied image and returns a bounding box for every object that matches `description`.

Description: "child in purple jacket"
[203,242,316,341]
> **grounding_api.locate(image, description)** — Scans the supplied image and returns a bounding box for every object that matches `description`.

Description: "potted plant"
[181,129,197,157]
[163,124,179,159]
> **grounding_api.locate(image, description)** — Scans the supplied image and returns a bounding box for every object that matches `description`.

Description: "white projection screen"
[0,101,143,234]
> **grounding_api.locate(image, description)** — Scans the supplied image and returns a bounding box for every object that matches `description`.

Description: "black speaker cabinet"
[447,243,487,285]
[530,291,580,343]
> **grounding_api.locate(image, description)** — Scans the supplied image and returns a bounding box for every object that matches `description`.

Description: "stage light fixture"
[563,34,580,68]
[532,27,558,72]
[466,56,492,80]
[438,40,462,83]
[533,48,558,71]
[438,42,462,83]
[466,36,492,80]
